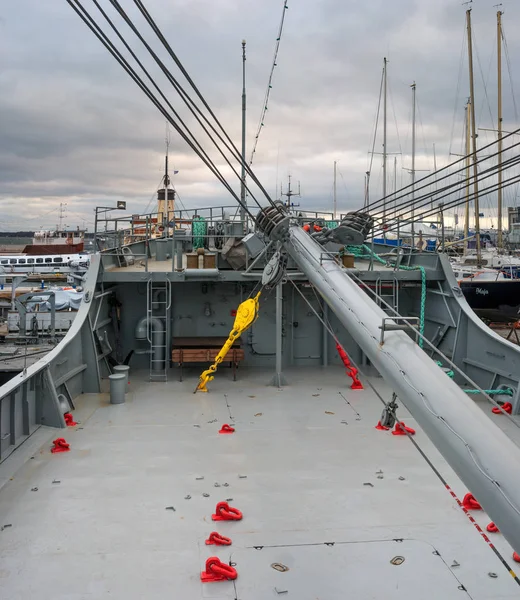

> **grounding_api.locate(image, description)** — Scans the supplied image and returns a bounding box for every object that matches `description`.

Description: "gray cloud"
[1,0,519,231]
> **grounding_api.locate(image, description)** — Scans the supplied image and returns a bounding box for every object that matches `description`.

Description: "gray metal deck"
[0,366,518,599]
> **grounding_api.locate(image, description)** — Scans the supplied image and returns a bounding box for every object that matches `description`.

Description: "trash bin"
[113,365,130,393]
[109,373,126,405]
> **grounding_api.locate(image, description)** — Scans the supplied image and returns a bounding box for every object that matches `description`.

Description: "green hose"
[192,216,207,250]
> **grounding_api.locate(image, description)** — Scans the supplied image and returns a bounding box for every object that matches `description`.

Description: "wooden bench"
[171,336,245,382]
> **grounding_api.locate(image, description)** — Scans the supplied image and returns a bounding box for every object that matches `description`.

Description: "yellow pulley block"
[195,292,261,393]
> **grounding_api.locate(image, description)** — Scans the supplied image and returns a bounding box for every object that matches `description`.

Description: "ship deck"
[1,367,519,599]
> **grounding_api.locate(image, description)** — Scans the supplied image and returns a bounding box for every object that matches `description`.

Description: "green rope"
[192,216,207,250]
[463,388,513,396]
[435,362,513,396]
[324,220,339,229]
[345,244,426,348]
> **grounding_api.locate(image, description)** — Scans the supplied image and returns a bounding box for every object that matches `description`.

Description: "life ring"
[157,225,165,233]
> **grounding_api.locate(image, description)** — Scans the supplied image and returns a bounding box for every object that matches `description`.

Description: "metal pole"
[464,101,471,255]
[269,282,287,387]
[240,40,247,233]
[467,9,482,265]
[94,207,98,251]
[383,58,388,235]
[439,203,445,252]
[497,10,503,248]
[163,153,168,234]
[411,82,416,248]
[333,161,337,220]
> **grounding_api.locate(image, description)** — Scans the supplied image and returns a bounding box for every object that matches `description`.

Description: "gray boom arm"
[282,223,520,553]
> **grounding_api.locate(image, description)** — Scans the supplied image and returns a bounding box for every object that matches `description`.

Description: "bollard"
[109,373,126,405]
[113,365,130,394]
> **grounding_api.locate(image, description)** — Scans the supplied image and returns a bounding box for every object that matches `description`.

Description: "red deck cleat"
[219,424,235,434]
[200,557,237,582]
[51,438,70,453]
[211,501,243,522]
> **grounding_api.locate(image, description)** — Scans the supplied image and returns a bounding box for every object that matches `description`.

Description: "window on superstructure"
[53,258,62,263]
[18,259,26,264]
[44,258,52,263]
[9,259,17,264]
[36,258,43,264]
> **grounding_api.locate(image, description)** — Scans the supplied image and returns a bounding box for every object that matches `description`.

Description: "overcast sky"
[1,0,519,231]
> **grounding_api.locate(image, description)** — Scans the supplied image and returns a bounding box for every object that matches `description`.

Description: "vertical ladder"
[147,279,171,382]
[375,277,399,314]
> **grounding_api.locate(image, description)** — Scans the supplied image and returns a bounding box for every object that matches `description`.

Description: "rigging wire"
[68,0,283,228]
[359,128,520,216]
[369,151,520,230]
[373,168,520,238]
[375,152,520,227]
[448,21,467,159]
[249,0,289,166]
[501,20,519,124]
[105,0,271,213]
[68,0,245,210]
[129,0,280,211]
[388,77,403,157]
[373,149,520,224]
[367,66,384,176]
[472,28,496,133]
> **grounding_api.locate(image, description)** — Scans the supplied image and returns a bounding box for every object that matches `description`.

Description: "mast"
[364,171,370,209]
[464,100,471,254]
[393,156,397,214]
[411,82,416,245]
[333,161,337,219]
[240,39,247,232]
[466,8,481,264]
[383,57,388,231]
[432,143,437,210]
[497,9,503,248]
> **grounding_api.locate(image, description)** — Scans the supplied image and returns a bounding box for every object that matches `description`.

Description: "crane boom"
[257,205,520,553]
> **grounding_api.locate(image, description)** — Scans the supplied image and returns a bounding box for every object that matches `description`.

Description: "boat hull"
[460,279,520,319]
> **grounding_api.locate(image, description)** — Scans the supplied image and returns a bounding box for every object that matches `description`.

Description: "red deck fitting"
[375,421,389,431]
[205,531,232,546]
[514,552,520,563]
[212,501,243,521]
[392,422,416,436]
[486,522,499,533]
[461,493,482,510]
[64,413,77,427]
[200,557,238,582]
[336,342,364,389]
[51,438,70,453]
[491,402,512,415]
[219,424,235,434]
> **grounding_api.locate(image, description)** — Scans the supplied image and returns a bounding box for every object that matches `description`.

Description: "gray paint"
[279,224,520,553]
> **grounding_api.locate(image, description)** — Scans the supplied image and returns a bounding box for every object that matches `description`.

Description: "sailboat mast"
[383,57,388,230]
[497,9,503,248]
[411,82,416,245]
[240,40,247,232]
[466,8,482,264]
[333,161,337,219]
[393,156,397,214]
[464,100,471,254]
[432,143,437,210]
